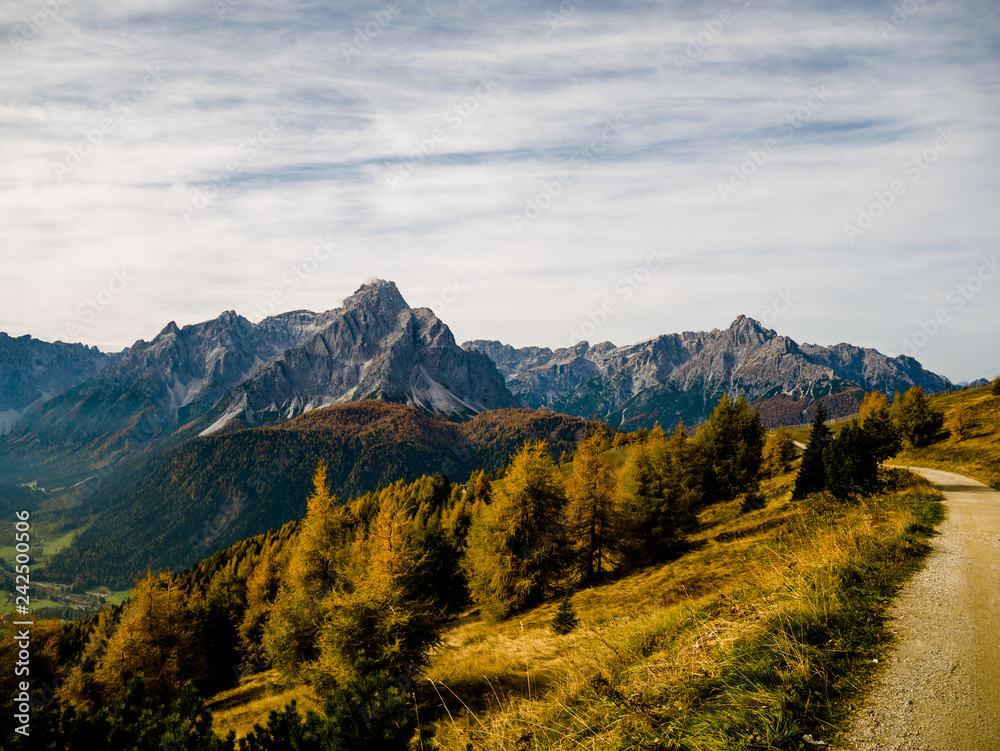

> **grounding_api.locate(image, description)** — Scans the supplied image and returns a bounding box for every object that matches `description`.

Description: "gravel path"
[837,467,1000,751]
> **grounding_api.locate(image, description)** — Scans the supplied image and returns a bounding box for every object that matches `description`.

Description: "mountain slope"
[0,332,115,436]
[465,316,948,429]
[43,401,599,588]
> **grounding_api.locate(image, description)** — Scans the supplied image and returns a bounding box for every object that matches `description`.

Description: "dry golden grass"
[208,668,321,740]
[423,464,939,750]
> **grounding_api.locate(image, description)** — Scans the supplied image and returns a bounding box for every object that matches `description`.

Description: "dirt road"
[839,467,1000,751]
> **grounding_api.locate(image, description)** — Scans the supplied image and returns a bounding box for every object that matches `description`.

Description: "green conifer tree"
[792,402,831,499]
[551,594,578,635]
[694,394,766,500]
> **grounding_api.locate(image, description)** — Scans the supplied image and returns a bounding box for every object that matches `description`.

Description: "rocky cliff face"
[204,281,517,433]
[464,316,948,428]
[0,333,115,435]
[2,281,517,470]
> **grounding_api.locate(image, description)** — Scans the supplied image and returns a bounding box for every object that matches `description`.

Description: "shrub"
[551,594,578,635]
[950,408,971,441]
[739,491,768,515]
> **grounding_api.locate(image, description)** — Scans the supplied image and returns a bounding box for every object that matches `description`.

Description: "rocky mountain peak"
[344,279,409,316]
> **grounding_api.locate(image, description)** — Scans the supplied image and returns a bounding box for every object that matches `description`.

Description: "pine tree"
[615,428,698,569]
[823,404,901,500]
[692,394,766,500]
[792,402,831,499]
[823,421,869,500]
[551,594,578,635]
[860,398,902,464]
[192,568,247,693]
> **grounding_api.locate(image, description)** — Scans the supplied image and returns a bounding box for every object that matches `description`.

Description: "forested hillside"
[43,402,602,588]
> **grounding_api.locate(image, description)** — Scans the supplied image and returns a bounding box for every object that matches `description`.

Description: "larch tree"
[91,572,205,706]
[859,391,889,421]
[264,464,352,679]
[565,431,616,582]
[463,441,568,621]
[314,487,445,693]
[761,426,796,478]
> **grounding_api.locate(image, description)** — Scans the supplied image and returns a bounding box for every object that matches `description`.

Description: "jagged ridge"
[464,315,948,428]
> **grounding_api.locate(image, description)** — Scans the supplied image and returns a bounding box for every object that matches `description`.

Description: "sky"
[1,0,998,383]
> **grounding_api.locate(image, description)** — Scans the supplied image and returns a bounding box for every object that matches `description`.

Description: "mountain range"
[464,315,948,430]
[0,280,514,481]
[0,278,954,586]
[1,279,947,484]
[41,401,599,588]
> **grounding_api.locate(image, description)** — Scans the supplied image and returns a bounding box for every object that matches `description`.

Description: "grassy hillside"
[891,384,1000,488]
[198,451,943,749]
